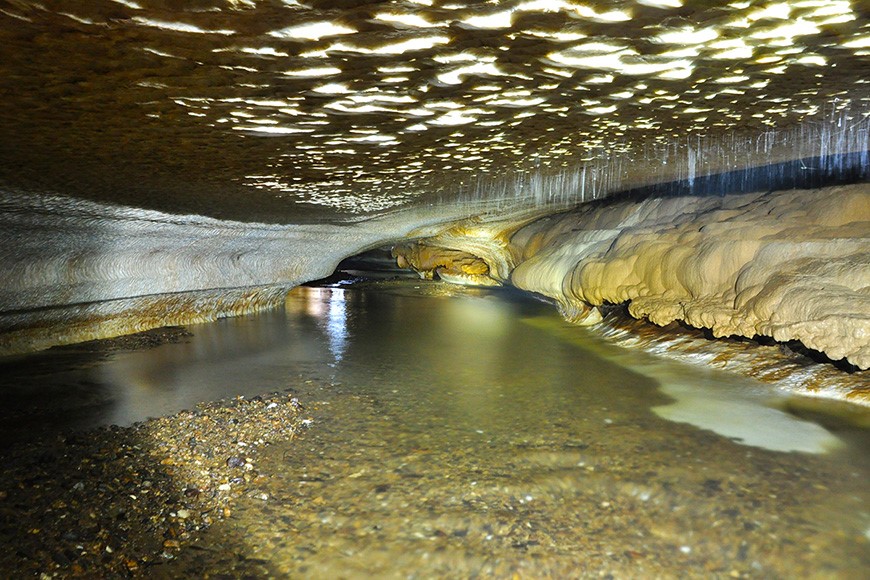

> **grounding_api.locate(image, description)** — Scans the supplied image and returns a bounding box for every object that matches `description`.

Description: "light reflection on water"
[326,288,348,364]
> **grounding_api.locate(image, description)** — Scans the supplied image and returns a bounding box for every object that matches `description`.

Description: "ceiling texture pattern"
[0,0,867,221]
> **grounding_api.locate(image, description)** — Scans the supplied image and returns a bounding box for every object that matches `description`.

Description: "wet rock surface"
[0,393,303,577]
[1,0,867,219]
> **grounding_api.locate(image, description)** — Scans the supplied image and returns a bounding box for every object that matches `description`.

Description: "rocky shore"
[0,391,304,577]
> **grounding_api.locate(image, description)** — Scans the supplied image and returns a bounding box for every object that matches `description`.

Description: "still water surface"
[2,281,868,576]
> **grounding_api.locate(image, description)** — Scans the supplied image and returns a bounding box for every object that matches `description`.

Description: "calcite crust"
[510,185,870,369]
[400,185,870,370]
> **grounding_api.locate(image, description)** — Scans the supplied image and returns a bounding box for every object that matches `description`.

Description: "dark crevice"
[602,303,860,374]
[305,246,415,287]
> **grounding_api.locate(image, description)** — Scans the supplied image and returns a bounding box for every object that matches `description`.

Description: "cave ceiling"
[0,0,867,222]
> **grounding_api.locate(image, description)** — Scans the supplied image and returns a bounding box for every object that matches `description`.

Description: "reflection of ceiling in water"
[0,0,867,220]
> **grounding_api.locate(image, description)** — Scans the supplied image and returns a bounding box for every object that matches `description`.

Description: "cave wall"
[395,184,870,371]
[0,191,510,355]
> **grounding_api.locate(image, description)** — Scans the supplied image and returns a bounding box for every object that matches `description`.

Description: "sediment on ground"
[0,392,305,577]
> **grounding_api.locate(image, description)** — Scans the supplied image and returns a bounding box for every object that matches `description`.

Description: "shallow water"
[2,281,869,576]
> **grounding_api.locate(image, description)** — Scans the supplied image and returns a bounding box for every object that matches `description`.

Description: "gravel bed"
[0,392,304,577]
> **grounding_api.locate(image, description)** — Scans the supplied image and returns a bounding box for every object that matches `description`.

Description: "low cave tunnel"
[0,0,868,577]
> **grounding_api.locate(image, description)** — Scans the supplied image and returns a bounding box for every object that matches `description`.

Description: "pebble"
[0,391,303,576]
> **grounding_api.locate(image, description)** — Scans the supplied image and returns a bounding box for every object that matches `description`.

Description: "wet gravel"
[155,377,870,579]
[0,392,304,577]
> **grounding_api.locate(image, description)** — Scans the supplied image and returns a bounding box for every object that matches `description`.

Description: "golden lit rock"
[398,184,870,383]
[511,185,870,370]
[392,243,498,286]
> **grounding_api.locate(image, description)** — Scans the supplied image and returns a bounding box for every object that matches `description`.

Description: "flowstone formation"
[393,184,870,376]
[392,243,500,285]
[512,185,870,371]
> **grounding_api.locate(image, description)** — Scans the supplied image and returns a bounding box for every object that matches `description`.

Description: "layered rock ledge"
[0,191,531,355]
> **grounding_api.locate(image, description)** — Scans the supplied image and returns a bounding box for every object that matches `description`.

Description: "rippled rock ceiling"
[1,0,868,221]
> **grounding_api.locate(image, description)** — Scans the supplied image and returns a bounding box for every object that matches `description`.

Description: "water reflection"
[298,287,349,365]
[0,294,332,444]
[524,317,843,454]
[96,310,326,426]
[0,282,861,457]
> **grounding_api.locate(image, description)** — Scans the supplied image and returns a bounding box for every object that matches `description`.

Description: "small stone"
[177,509,190,519]
[125,559,140,572]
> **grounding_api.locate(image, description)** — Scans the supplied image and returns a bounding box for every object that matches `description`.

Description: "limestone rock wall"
[397,184,870,371]
[509,185,870,369]
[0,191,489,355]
